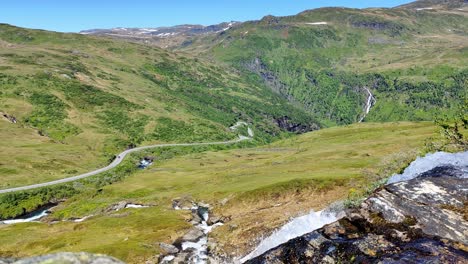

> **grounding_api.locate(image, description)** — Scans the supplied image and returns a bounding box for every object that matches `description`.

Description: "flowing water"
[387,151,468,184]
[240,209,342,262]
[1,207,50,224]
[240,151,467,262]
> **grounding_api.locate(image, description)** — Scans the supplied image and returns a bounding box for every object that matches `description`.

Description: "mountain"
[0,0,467,263]
[180,3,467,125]
[397,0,468,10]
[0,23,316,190]
[80,22,241,48]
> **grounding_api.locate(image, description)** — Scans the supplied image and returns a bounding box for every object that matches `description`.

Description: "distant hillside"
[397,0,468,9]
[0,23,316,189]
[80,21,241,48]
[180,2,467,125]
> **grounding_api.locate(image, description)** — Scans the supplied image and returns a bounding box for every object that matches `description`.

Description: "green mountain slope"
[181,3,467,125]
[0,24,318,189]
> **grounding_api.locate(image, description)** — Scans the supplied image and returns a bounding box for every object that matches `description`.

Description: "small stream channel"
[160,202,223,264]
[1,204,55,225]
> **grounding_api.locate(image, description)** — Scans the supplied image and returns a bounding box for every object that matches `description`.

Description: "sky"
[1,0,414,32]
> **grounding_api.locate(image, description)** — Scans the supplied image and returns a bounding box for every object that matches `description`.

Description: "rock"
[8,252,124,264]
[207,216,222,225]
[172,197,194,210]
[171,252,189,264]
[106,201,128,212]
[190,209,202,224]
[182,228,204,242]
[275,116,320,134]
[159,243,179,255]
[247,165,468,263]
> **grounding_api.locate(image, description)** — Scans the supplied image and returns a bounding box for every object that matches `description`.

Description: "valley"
[0,0,467,263]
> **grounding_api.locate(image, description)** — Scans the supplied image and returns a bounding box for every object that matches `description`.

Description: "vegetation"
[0,122,438,262]
[0,23,317,188]
[181,6,467,125]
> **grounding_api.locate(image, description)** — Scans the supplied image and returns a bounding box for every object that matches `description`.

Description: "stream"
[161,202,223,264]
[1,205,54,225]
[240,151,468,263]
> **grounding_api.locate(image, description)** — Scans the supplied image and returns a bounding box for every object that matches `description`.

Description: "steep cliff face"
[247,165,468,263]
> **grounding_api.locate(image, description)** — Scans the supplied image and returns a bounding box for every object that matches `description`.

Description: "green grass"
[0,122,438,263]
[0,23,317,188]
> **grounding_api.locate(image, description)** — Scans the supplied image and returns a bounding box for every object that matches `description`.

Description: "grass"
[0,23,316,188]
[0,122,438,262]
[185,6,467,125]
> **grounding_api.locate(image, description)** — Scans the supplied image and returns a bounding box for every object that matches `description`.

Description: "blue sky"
[1,1,413,32]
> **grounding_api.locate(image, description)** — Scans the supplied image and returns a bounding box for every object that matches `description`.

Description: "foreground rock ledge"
[0,252,125,264]
[247,166,468,263]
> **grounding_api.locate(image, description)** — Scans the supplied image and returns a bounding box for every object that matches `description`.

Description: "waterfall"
[240,209,342,262]
[387,151,468,184]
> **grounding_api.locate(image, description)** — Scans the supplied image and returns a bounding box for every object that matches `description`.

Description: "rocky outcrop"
[0,252,124,264]
[247,165,468,263]
[275,116,319,134]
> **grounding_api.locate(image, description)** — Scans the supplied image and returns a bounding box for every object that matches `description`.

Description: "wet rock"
[190,210,202,225]
[247,167,468,263]
[172,197,194,210]
[171,252,189,264]
[159,243,179,255]
[182,228,204,242]
[7,252,124,264]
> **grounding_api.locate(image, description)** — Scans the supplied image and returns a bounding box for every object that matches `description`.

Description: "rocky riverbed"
[246,162,468,263]
[159,200,224,263]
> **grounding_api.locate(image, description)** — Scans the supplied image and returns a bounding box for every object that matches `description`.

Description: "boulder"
[172,197,194,210]
[247,165,468,263]
[182,228,204,242]
[159,242,179,254]
[106,201,128,212]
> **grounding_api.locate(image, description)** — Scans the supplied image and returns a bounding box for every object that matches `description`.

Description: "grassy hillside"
[0,122,438,262]
[0,24,318,189]
[181,5,467,125]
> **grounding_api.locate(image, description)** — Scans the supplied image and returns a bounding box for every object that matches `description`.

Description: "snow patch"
[416,7,434,11]
[305,22,328,25]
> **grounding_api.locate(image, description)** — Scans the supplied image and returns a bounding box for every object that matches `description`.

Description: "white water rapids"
[240,209,342,263]
[1,208,49,224]
[387,151,468,184]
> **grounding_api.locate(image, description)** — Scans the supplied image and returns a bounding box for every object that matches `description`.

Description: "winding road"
[0,134,252,194]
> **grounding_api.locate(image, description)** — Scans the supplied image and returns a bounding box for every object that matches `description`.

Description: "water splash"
[387,151,468,184]
[240,210,341,262]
